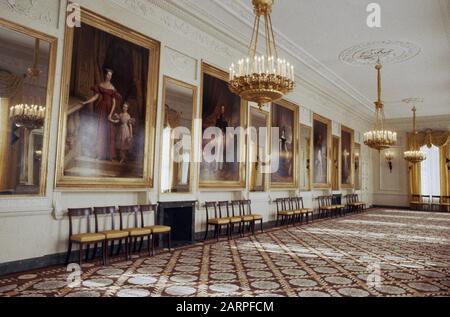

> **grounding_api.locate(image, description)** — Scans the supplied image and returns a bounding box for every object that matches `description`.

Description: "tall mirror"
[249,107,269,192]
[160,77,197,193]
[354,143,362,190]
[299,125,312,191]
[0,20,56,196]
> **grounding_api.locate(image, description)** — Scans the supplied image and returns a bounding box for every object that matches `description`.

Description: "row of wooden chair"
[345,194,366,213]
[66,204,171,265]
[203,200,263,241]
[410,195,450,212]
[274,197,314,226]
[317,196,346,218]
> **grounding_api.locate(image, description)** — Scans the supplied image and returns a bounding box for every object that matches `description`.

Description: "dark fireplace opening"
[158,201,196,247]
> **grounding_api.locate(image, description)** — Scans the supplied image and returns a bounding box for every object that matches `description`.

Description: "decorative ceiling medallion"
[339,41,421,66]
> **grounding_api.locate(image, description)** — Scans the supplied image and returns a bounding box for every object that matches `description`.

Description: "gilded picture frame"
[0,18,57,197]
[299,124,313,191]
[341,125,354,188]
[248,105,270,192]
[312,114,332,188]
[55,8,160,189]
[198,62,246,189]
[159,76,198,194]
[270,99,299,189]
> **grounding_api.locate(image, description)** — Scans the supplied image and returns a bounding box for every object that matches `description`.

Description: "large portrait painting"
[270,100,298,188]
[313,114,331,188]
[199,63,245,188]
[341,126,354,187]
[56,9,160,188]
[249,107,269,192]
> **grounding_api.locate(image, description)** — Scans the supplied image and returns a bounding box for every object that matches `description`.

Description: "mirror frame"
[340,125,355,189]
[354,142,362,190]
[159,76,198,194]
[0,18,57,197]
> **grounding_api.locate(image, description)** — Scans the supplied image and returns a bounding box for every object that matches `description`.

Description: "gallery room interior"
[0,0,449,299]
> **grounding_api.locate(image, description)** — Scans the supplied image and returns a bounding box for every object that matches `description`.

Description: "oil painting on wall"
[341,126,354,187]
[270,100,298,188]
[56,9,160,188]
[199,64,245,188]
[313,115,331,187]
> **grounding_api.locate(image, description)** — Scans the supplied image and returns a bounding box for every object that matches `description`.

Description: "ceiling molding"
[386,114,450,132]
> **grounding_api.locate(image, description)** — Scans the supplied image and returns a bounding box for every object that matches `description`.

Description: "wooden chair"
[331,195,345,216]
[66,208,106,265]
[431,196,441,212]
[140,204,172,254]
[292,197,314,224]
[241,200,263,233]
[441,196,450,212]
[218,201,242,238]
[421,195,431,211]
[354,194,367,212]
[275,198,294,226]
[93,206,129,264]
[410,194,422,210]
[203,201,230,241]
[118,205,152,257]
[318,196,335,218]
[346,194,365,213]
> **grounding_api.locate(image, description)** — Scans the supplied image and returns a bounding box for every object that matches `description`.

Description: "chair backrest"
[411,194,420,202]
[230,200,242,217]
[140,204,158,227]
[421,195,431,203]
[93,206,117,232]
[67,208,93,237]
[442,196,450,203]
[275,198,284,213]
[431,196,441,204]
[118,205,142,229]
[241,200,252,216]
[217,201,230,218]
[204,201,218,221]
[295,197,305,209]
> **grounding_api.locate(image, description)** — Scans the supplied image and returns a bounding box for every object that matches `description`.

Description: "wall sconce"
[446,158,450,171]
[385,151,394,173]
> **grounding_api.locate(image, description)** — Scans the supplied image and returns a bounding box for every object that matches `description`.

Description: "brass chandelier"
[363,62,397,151]
[9,38,45,130]
[229,0,295,107]
[404,106,426,164]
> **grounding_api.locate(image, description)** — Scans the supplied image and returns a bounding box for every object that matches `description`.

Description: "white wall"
[0,0,374,265]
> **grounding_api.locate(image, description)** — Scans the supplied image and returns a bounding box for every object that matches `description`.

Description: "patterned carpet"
[0,209,449,297]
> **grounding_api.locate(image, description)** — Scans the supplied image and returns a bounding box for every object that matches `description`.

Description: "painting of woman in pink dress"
[81,68,121,161]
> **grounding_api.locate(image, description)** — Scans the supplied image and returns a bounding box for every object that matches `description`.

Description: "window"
[420,145,440,196]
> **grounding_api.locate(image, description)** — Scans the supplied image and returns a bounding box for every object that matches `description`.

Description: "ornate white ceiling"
[164,0,450,120]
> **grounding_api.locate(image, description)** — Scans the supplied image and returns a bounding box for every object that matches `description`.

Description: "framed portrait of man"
[341,125,354,188]
[55,8,160,188]
[270,99,298,189]
[312,114,332,188]
[199,63,246,189]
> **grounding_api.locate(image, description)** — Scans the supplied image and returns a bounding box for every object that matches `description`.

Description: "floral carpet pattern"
[0,209,449,297]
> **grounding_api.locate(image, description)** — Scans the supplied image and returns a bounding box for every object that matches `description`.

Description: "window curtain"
[408,130,450,197]
[440,143,450,196]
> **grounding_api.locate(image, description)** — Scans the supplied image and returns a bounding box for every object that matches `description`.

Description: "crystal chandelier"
[404,106,426,164]
[363,62,397,150]
[229,0,295,107]
[9,38,45,130]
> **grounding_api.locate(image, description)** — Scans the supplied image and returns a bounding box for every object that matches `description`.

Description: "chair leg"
[260,220,263,233]
[92,243,98,261]
[84,243,90,262]
[109,240,115,256]
[66,241,73,265]
[103,240,108,265]
[168,232,172,252]
[147,235,151,256]
[139,237,144,253]
[203,224,209,241]
[79,243,83,266]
